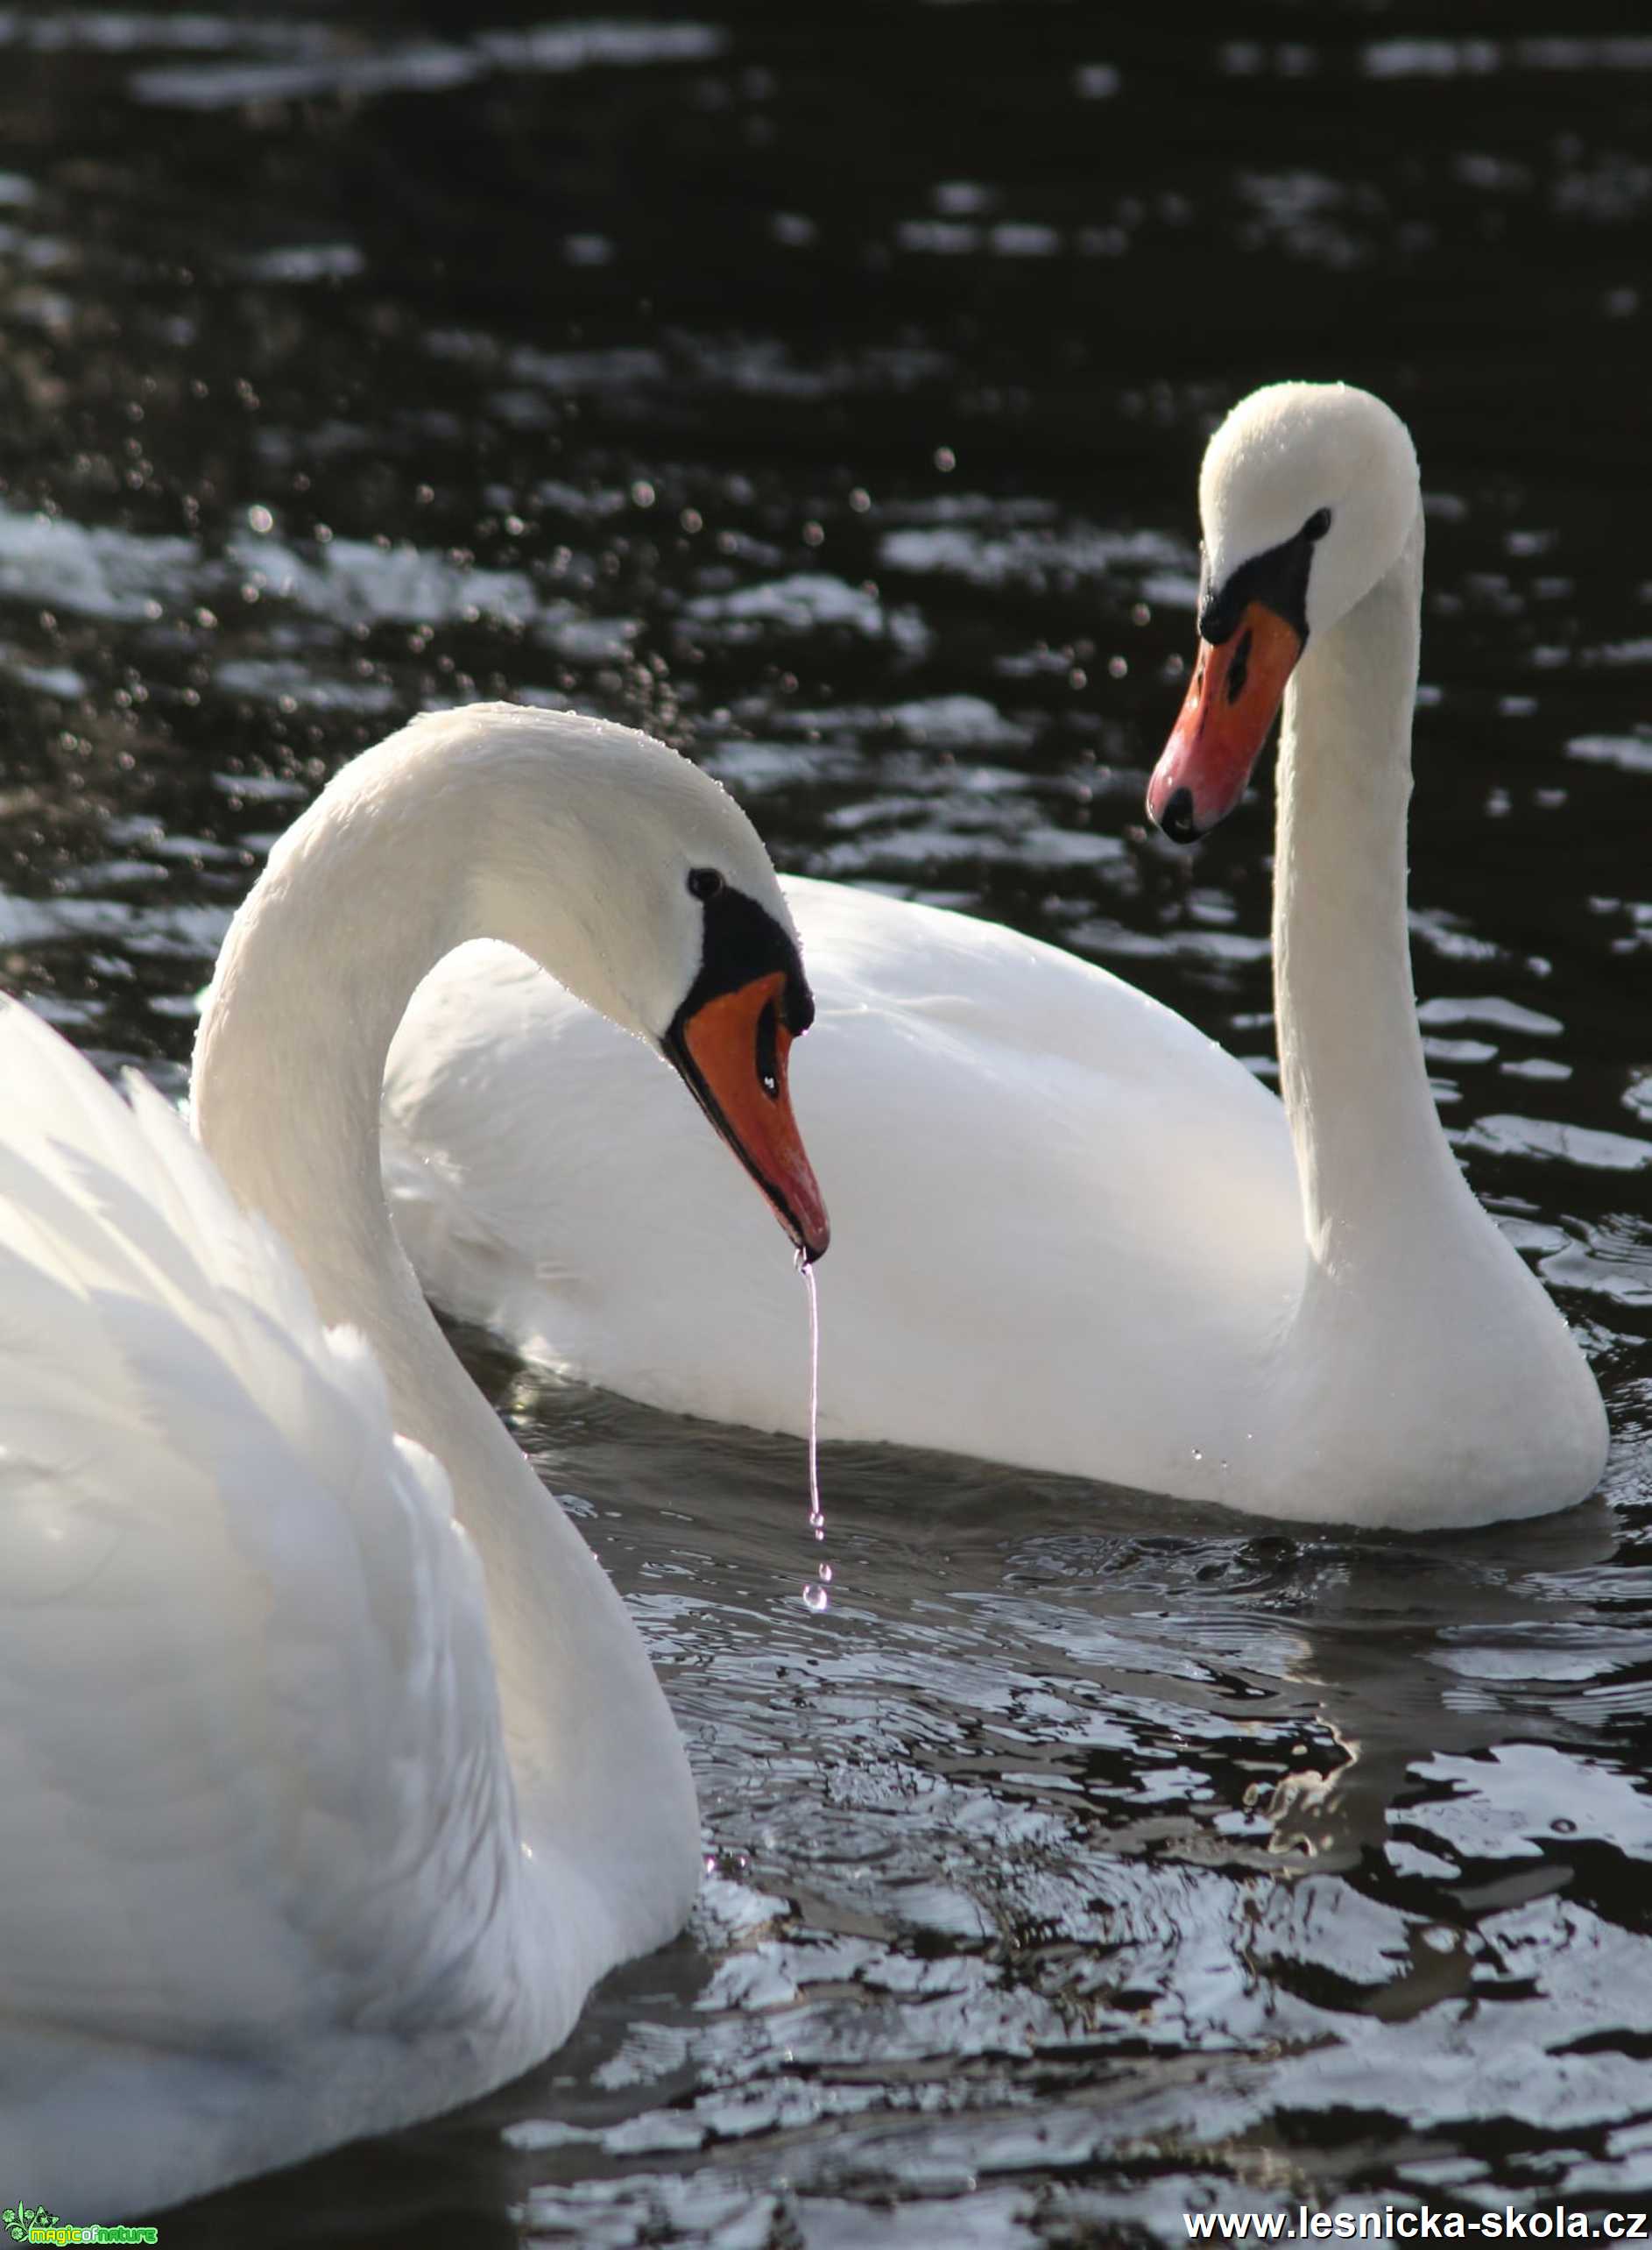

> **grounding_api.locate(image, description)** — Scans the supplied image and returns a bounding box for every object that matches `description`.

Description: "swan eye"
[755,995,780,1099]
[687,867,724,902]
[1303,507,1332,542]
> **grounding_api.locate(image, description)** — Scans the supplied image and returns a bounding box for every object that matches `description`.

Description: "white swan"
[0,704,828,2210]
[382,386,1606,1530]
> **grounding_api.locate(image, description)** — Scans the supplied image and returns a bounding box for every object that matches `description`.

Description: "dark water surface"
[4,3,1652,2241]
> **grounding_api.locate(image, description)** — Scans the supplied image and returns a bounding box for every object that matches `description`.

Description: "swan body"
[385,892,1304,1491]
[383,388,1606,1530]
[0,705,825,2208]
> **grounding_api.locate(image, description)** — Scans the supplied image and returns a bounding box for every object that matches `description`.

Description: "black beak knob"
[1154,785,1198,846]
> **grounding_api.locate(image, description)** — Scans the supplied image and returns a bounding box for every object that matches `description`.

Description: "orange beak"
[1146,599,1304,842]
[671,969,830,1263]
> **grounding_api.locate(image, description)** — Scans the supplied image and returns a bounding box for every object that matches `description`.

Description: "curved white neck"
[1253,506,1606,1519]
[191,718,694,1949]
[1273,513,1467,1270]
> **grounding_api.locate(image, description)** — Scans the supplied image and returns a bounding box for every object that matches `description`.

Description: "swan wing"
[383,878,1303,1488]
[0,999,524,2182]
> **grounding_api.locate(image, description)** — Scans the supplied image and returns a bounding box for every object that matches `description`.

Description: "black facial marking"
[669,882,815,1043]
[1225,626,1253,704]
[659,886,817,1249]
[1198,508,1326,647]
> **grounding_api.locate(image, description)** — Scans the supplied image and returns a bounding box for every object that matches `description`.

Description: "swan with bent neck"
[0,704,827,2208]
[383,385,1606,1529]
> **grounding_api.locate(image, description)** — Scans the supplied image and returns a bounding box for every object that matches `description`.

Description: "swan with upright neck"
[382,386,1606,1528]
[0,704,827,2207]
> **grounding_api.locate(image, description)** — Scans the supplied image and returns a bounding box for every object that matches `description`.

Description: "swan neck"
[194,781,462,1330]
[1274,514,1454,1258]
[190,722,694,1930]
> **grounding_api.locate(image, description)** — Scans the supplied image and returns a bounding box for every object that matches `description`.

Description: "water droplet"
[801,1260,827,1539]
[1191,1447,1204,1462]
[798,1261,834,1606]
[818,1563,833,1583]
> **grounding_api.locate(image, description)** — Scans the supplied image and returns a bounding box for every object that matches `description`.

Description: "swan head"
[659,860,832,1264]
[450,705,830,1260]
[1147,382,1420,842]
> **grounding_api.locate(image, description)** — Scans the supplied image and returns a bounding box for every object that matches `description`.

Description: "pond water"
[3,2,1652,2242]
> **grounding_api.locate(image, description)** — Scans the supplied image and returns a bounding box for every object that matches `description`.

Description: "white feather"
[0,998,522,2198]
[0,704,810,2204]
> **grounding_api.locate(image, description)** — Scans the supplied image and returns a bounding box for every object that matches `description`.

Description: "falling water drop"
[801,1256,822,1520]
[798,1251,830,1610]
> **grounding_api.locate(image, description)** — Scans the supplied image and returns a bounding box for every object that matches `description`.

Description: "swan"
[0,704,829,2210]
[382,385,1606,1529]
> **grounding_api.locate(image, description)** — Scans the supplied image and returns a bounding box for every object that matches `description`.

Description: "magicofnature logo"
[3,2209,158,2246]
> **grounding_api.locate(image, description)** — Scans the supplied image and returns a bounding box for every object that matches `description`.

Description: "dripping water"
[798,1252,830,1612]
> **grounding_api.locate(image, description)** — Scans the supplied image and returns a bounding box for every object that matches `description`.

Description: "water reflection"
[177,1380,1649,2241]
[4,0,1652,2240]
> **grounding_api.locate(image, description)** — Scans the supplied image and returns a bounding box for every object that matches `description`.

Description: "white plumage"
[0,1000,527,2199]
[383,885,1301,1477]
[384,388,1606,1529]
[0,703,819,2206]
